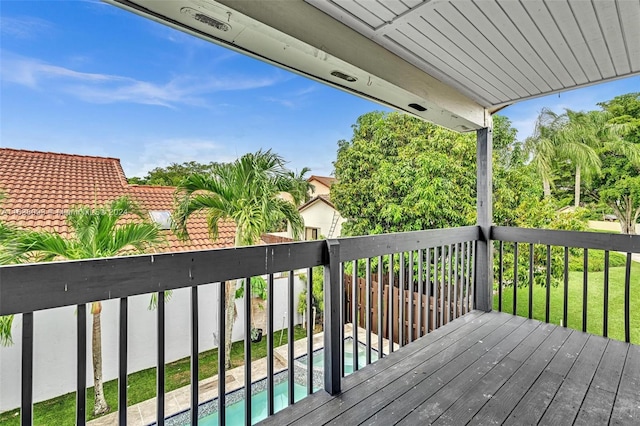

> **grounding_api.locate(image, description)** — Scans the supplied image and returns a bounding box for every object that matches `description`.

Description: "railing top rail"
[0,240,326,316]
[336,226,481,261]
[491,226,640,253]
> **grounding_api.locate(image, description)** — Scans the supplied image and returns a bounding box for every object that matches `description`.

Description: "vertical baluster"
[433,247,439,329]
[21,312,33,426]
[468,242,474,311]
[306,268,314,395]
[418,249,424,337]
[288,272,294,405]
[377,255,383,358]
[453,244,459,320]
[157,292,165,426]
[119,298,128,426]
[603,252,609,338]
[545,245,551,324]
[460,244,466,315]
[563,247,569,328]
[365,258,372,365]
[625,253,631,343]
[245,278,253,423]
[513,242,518,315]
[191,287,199,425]
[266,275,274,415]
[352,260,359,372]
[498,241,503,312]
[77,304,86,426]
[339,262,345,377]
[408,251,414,343]
[388,253,394,353]
[439,246,447,326]
[448,245,453,324]
[529,244,534,320]
[218,282,226,424]
[399,252,405,347]
[583,250,588,332]
[324,240,341,395]
[426,247,432,332]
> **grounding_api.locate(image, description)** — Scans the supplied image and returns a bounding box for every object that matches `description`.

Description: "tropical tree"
[0,197,162,416]
[557,109,635,207]
[173,150,305,369]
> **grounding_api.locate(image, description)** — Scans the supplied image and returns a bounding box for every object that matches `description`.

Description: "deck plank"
[502,330,589,424]
[256,311,638,426]
[530,334,608,424]
[258,310,486,426]
[574,339,628,425]
[399,318,542,425]
[298,312,514,426]
[467,325,573,425]
[352,315,525,425]
[610,344,640,425]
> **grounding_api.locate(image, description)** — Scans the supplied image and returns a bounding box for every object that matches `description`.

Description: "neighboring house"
[0,148,282,250]
[299,193,346,239]
[307,175,335,196]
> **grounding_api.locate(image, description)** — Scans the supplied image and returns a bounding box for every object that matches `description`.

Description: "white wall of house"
[0,275,305,412]
[309,180,331,196]
[301,201,346,239]
[588,220,639,234]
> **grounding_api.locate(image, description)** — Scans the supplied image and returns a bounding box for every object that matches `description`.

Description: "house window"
[149,210,172,230]
[305,227,319,240]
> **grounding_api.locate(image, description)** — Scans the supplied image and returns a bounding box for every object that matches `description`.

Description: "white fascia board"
[105,0,487,131]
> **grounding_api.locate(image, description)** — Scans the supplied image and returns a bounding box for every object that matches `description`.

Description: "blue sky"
[1,1,639,179]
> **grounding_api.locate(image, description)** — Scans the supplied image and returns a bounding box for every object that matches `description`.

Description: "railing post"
[476,126,493,312]
[324,239,341,395]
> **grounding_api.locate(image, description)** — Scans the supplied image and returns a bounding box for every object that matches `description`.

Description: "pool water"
[177,341,379,425]
[304,341,380,375]
[196,381,307,426]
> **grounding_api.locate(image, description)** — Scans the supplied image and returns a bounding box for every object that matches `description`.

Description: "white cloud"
[125,138,238,178]
[1,52,284,107]
[0,16,53,39]
[263,85,320,109]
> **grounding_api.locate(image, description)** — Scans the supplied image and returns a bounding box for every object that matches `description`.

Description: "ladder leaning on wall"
[328,210,339,238]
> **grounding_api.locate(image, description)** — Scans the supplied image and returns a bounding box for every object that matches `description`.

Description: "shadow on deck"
[258,310,639,425]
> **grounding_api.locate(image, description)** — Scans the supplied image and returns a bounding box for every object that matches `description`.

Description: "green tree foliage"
[173,150,306,368]
[332,112,477,236]
[585,93,640,233]
[0,197,162,416]
[128,161,222,186]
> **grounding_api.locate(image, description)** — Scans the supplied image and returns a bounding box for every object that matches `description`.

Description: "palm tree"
[0,197,162,416]
[557,110,637,207]
[173,150,305,369]
[525,108,565,198]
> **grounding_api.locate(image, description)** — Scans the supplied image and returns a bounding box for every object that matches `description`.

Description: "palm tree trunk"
[543,178,551,198]
[574,165,581,208]
[91,302,109,416]
[224,280,236,369]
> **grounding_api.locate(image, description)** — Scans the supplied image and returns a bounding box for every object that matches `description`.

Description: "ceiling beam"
[211,0,488,130]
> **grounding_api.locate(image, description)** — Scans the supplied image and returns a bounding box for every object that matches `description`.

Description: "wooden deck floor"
[259,310,639,426]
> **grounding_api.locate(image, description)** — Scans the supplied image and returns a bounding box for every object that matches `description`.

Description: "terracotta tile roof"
[307,175,336,188]
[0,148,236,252]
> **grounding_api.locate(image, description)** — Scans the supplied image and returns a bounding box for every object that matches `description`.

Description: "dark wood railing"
[6,225,636,425]
[0,226,479,426]
[491,226,640,344]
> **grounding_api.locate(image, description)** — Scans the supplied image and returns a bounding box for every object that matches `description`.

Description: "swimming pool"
[164,339,378,425]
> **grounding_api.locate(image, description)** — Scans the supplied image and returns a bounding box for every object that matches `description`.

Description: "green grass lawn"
[0,326,309,426]
[494,263,640,344]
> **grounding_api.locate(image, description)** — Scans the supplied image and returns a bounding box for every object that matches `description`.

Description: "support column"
[476,127,493,312]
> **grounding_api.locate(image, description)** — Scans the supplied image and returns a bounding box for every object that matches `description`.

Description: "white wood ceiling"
[306,0,640,109]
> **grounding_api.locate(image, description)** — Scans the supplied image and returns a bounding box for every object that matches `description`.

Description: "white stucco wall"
[0,275,304,412]
[588,220,639,234]
[301,201,346,239]
[309,180,331,196]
